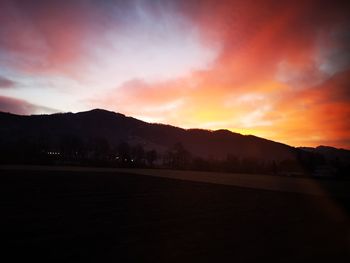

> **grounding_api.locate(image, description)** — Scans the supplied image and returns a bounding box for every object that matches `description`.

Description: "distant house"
[47,151,60,156]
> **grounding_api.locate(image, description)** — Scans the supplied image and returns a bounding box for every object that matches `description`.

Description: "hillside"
[0,109,296,161]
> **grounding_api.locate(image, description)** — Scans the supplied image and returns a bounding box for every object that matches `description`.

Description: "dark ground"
[0,168,349,262]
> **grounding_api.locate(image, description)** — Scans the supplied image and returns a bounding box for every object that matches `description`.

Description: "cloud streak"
[0,95,57,115]
[0,76,15,88]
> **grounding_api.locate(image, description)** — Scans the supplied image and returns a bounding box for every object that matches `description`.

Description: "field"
[1,166,349,262]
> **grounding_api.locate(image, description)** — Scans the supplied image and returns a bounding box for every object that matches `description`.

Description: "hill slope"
[0,109,296,161]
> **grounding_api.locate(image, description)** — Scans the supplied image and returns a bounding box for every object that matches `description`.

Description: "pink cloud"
[0,95,57,115]
[0,76,16,88]
[0,0,349,148]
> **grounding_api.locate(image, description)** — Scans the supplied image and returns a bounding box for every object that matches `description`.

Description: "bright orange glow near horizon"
[0,0,349,149]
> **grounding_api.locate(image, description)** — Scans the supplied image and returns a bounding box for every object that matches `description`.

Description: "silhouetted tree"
[192,157,211,171]
[117,142,131,166]
[90,137,110,160]
[165,142,191,169]
[60,135,85,160]
[146,149,157,167]
[224,154,240,172]
[132,144,145,165]
[271,160,278,175]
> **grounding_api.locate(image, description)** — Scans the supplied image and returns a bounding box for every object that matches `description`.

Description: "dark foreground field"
[1,168,349,262]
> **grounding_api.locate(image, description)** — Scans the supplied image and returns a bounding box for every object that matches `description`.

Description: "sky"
[0,0,349,149]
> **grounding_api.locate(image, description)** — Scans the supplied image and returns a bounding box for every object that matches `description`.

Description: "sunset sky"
[0,0,349,148]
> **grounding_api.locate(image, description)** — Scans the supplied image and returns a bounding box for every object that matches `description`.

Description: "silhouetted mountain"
[299,146,350,164]
[0,109,296,161]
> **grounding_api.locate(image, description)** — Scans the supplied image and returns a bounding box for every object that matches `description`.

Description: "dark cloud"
[0,76,16,88]
[0,95,58,115]
[320,70,350,103]
[0,0,162,73]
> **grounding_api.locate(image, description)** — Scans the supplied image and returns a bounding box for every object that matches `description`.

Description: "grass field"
[1,167,349,262]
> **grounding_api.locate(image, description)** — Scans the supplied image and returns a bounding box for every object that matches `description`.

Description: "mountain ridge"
[0,108,348,163]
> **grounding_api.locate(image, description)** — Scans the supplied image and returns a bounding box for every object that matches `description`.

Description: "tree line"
[0,135,348,178]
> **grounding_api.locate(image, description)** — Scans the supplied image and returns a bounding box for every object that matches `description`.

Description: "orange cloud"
[90,0,350,148]
[1,0,349,148]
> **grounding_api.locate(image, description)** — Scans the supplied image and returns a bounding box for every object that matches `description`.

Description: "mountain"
[299,146,350,164]
[0,109,297,162]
